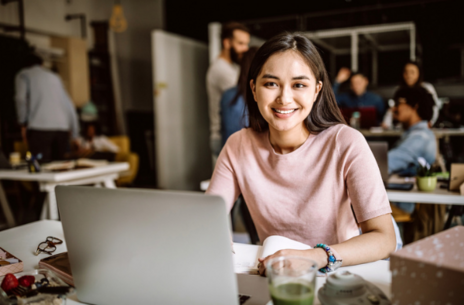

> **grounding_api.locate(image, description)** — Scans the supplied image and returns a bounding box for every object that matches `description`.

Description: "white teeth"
[274,109,296,114]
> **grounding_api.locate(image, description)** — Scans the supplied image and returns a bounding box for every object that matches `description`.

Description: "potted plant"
[416,157,437,192]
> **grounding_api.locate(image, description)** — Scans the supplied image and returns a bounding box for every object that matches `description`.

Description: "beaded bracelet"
[314,243,342,273]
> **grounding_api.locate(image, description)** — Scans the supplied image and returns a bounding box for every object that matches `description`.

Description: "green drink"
[270,282,314,305]
[266,256,317,305]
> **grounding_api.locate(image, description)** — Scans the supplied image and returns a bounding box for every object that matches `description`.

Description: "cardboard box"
[390,226,464,304]
[0,247,23,276]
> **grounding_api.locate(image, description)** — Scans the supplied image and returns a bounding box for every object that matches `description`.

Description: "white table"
[387,186,464,205]
[0,220,391,305]
[0,163,129,228]
[360,128,464,138]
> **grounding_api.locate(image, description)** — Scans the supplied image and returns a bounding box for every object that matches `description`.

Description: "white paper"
[261,235,312,258]
[233,235,312,274]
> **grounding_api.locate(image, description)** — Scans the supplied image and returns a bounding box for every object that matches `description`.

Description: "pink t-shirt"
[206,124,392,246]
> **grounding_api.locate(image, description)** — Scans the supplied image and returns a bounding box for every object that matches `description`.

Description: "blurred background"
[0,0,463,238]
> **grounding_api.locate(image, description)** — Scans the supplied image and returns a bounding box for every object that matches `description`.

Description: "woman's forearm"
[331,214,396,266]
[259,214,396,275]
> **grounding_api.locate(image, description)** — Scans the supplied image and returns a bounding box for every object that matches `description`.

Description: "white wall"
[113,0,164,112]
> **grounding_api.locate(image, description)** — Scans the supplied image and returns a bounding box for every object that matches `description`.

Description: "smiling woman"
[206,32,396,275]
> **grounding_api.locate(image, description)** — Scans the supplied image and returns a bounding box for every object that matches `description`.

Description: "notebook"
[233,235,312,274]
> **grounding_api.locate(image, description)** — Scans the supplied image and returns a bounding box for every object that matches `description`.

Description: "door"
[152,30,211,190]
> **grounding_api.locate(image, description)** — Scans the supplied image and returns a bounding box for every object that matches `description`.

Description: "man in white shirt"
[206,22,250,164]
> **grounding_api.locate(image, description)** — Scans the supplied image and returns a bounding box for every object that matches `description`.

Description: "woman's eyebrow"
[292,75,310,80]
[262,74,279,79]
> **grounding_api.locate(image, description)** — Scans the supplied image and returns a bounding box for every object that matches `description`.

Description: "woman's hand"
[257,248,327,276]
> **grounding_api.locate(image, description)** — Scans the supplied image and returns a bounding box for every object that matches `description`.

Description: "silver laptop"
[368,142,389,183]
[56,186,269,305]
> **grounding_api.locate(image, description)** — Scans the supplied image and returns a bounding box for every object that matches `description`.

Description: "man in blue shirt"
[388,86,436,213]
[333,68,385,124]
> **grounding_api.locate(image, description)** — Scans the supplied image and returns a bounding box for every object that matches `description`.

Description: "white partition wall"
[152,30,211,190]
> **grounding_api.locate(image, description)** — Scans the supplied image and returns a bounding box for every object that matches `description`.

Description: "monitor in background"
[368,141,389,183]
[340,107,377,129]
[368,142,414,191]
[56,186,267,305]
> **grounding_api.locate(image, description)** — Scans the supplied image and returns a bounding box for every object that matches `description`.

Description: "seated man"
[389,86,436,213]
[333,68,385,124]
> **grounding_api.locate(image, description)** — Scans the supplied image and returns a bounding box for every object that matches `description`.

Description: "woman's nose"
[277,86,292,105]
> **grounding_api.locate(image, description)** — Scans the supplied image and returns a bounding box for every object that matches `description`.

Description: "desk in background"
[0,220,391,305]
[360,127,464,138]
[0,162,129,228]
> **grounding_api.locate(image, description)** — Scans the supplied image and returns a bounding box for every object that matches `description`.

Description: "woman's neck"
[269,124,310,154]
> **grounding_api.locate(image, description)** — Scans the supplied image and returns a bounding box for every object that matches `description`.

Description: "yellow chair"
[390,203,413,223]
[108,136,139,186]
[14,141,28,159]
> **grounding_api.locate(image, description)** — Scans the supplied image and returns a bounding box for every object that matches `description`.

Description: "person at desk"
[333,68,385,124]
[388,87,436,177]
[15,54,79,163]
[388,86,436,215]
[207,33,396,275]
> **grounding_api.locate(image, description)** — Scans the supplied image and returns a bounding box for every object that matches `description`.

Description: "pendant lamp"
[109,1,127,33]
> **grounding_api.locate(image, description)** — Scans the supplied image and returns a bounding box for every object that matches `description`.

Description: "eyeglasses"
[34,236,63,256]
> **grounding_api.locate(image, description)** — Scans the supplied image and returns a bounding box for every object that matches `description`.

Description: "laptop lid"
[56,186,238,305]
[368,142,389,183]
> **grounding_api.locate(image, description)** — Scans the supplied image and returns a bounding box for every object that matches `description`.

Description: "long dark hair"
[230,46,259,106]
[400,60,423,88]
[246,32,346,133]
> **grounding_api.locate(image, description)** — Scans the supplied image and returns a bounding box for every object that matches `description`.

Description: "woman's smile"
[272,107,299,118]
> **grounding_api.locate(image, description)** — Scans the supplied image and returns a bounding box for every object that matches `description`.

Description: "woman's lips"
[272,108,298,118]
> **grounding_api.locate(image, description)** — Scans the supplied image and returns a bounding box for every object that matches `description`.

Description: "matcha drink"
[270,282,314,305]
[266,256,317,305]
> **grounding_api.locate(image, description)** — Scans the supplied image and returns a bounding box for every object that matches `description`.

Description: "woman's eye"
[264,82,277,87]
[294,83,306,88]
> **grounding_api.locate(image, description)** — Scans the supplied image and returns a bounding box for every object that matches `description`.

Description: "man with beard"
[206,22,250,165]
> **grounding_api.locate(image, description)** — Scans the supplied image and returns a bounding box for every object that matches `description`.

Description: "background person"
[333,68,385,124]
[388,86,436,215]
[15,54,79,163]
[220,47,259,148]
[206,22,250,164]
[75,122,119,155]
[382,61,440,129]
[388,86,436,177]
[207,33,395,275]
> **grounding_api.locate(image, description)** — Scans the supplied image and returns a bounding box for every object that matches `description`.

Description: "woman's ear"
[250,80,257,102]
[314,81,323,102]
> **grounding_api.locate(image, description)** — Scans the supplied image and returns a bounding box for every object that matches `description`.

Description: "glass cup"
[266,256,317,305]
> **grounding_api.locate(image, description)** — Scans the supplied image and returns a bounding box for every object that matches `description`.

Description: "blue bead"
[329,256,336,262]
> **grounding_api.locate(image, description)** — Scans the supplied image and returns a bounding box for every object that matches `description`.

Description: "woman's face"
[403,64,420,87]
[250,51,322,135]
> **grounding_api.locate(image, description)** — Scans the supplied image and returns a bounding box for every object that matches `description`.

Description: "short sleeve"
[336,126,392,223]
[206,134,241,212]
